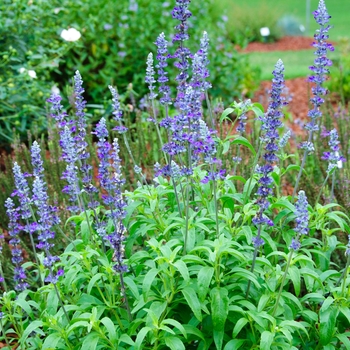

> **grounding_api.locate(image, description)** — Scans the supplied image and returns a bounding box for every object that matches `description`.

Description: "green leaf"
[288,265,301,297]
[162,319,187,338]
[173,260,190,282]
[232,318,248,338]
[87,273,104,294]
[197,266,214,301]
[100,317,117,343]
[336,334,350,349]
[220,107,234,123]
[320,306,338,345]
[142,268,158,298]
[181,287,202,321]
[135,326,151,350]
[42,333,62,349]
[224,339,245,350]
[165,336,185,350]
[231,136,256,156]
[81,332,100,350]
[211,287,229,350]
[20,320,43,346]
[260,331,274,350]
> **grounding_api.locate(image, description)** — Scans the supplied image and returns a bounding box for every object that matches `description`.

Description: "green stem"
[209,163,220,239]
[292,129,315,200]
[151,99,168,165]
[246,222,263,298]
[315,173,330,206]
[0,318,10,349]
[244,142,263,204]
[205,91,215,130]
[183,176,191,256]
[272,251,294,317]
[330,171,336,203]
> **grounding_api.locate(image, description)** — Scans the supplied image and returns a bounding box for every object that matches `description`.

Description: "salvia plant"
[0,0,350,349]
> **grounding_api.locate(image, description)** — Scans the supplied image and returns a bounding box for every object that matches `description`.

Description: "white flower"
[260,27,270,37]
[51,85,60,95]
[28,70,37,79]
[60,28,81,42]
[19,68,37,79]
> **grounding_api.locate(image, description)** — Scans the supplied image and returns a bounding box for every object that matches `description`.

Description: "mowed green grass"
[246,49,339,80]
[215,0,350,40]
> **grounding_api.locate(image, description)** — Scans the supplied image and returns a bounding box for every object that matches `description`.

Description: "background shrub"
[0,0,259,145]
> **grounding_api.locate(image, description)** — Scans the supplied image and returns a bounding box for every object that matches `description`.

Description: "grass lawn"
[245,49,339,80]
[214,0,349,40]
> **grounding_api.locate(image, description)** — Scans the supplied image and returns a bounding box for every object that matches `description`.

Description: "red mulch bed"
[242,36,316,53]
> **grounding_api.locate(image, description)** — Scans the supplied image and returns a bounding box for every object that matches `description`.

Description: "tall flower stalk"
[246,59,285,298]
[293,0,333,198]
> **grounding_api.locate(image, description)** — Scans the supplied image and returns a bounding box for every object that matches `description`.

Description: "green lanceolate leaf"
[211,287,229,350]
[197,266,214,301]
[181,286,202,321]
[260,331,274,350]
[320,305,338,345]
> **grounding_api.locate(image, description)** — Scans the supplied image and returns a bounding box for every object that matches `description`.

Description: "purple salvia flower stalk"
[60,126,81,212]
[31,141,44,178]
[74,71,98,208]
[12,162,41,271]
[155,32,172,106]
[252,59,285,242]
[246,60,286,298]
[5,198,29,291]
[172,0,192,102]
[290,190,309,251]
[146,53,158,100]
[46,93,68,129]
[32,175,62,284]
[293,0,334,198]
[322,128,345,173]
[279,130,291,149]
[191,31,211,92]
[272,190,309,316]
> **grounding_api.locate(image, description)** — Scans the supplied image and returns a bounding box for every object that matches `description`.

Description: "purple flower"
[146,53,157,100]
[191,31,212,92]
[294,190,309,236]
[322,128,345,172]
[290,190,309,250]
[279,130,291,149]
[12,162,32,220]
[5,198,29,291]
[47,93,68,128]
[302,0,333,149]
[108,86,123,122]
[31,141,44,178]
[201,169,225,184]
[155,32,172,105]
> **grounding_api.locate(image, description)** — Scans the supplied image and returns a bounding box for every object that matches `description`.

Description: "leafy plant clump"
[1,1,350,350]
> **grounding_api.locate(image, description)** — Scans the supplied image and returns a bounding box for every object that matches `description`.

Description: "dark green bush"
[0,0,259,145]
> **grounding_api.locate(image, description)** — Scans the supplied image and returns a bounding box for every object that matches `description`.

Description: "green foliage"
[0,0,259,144]
[0,0,72,143]
[327,38,350,103]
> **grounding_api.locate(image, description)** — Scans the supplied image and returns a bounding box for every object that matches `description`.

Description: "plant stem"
[246,222,263,298]
[209,163,219,239]
[244,142,262,204]
[315,172,329,205]
[330,171,336,203]
[272,251,294,317]
[183,176,191,256]
[205,91,215,130]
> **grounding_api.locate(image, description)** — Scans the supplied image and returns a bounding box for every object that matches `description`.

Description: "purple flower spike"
[5,198,29,291]
[290,190,309,250]
[31,141,44,178]
[322,128,345,172]
[301,0,333,151]
[294,190,309,236]
[12,162,32,220]
[146,53,158,100]
[191,31,212,92]
[155,32,172,105]
[108,85,123,122]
